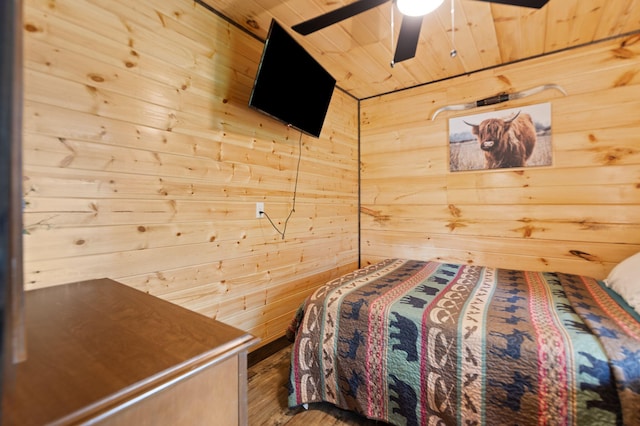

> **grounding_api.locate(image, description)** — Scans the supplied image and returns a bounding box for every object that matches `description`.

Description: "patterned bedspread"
[288,259,640,425]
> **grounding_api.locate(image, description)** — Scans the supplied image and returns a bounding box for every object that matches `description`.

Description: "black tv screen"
[249,20,336,138]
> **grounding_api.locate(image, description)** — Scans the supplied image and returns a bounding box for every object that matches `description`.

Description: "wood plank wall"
[21,0,359,347]
[360,35,640,279]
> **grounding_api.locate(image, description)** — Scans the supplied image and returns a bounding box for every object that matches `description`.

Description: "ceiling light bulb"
[397,0,445,16]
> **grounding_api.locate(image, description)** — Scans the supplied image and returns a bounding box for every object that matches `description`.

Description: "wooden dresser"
[2,278,259,425]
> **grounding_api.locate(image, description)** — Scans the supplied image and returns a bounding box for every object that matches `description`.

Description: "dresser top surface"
[2,278,257,425]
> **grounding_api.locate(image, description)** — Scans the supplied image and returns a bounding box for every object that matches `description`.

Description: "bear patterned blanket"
[288,259,640,425]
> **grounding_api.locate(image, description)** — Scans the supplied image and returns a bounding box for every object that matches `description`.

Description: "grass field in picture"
[450,133,552,172]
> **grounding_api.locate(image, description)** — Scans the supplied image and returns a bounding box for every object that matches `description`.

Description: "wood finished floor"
[247,340,385,425]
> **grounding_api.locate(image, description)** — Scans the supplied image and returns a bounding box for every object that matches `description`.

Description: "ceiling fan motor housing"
[397,0,445,16]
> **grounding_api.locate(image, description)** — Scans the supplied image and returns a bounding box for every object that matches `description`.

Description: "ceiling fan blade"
[473,0,549,8]
[392,15,423,65]
[292,0,389,35]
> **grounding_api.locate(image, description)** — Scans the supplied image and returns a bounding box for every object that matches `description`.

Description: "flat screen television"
[249,20,336,138]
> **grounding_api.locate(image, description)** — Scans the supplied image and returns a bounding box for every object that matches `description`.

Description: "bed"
[287,258,640,425]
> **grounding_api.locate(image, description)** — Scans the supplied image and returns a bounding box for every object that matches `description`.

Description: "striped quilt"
[288,259,640,425]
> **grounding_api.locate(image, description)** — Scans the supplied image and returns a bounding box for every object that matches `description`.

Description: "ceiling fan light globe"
[397,0,445,16]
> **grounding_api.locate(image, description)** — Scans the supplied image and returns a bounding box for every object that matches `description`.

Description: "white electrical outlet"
[256,202,264,218]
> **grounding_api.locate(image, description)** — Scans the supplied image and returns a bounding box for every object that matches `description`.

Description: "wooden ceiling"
[202,0,640,100]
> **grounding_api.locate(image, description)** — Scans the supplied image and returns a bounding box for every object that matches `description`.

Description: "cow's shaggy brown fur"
[466,112,537,169]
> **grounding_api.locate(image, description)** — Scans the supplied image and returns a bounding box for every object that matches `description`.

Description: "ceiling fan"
[292,0,550,65]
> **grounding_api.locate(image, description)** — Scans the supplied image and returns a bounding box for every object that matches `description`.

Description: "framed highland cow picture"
[448,102,552,172]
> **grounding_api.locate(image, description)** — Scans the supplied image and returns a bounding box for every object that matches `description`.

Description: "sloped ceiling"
[202,0,640,99]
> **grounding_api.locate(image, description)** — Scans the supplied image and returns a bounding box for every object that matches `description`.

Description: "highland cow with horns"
[464,111,537,169]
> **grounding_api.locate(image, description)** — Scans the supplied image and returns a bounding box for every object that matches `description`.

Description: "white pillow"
[604,252,640,313]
